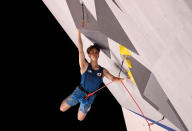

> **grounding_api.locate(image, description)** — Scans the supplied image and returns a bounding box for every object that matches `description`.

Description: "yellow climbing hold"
[120,45,131,56]
[119,44,136,85]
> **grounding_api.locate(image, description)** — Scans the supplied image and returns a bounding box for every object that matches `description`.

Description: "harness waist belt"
[78,86,89,95]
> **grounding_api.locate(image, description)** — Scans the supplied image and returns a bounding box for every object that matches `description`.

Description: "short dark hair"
[87,44,100,54]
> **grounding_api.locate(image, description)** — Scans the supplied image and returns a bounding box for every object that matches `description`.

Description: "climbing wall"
[43,0,192,130]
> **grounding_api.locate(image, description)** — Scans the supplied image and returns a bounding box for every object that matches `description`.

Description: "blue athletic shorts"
[65,88,95,114]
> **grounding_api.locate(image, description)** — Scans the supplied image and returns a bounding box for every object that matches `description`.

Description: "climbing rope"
[85,79,151,131]
[85,80,114,99]
[118,57,151,130]
[120,80,152,131]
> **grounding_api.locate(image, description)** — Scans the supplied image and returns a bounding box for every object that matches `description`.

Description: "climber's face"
[88,48,99,61]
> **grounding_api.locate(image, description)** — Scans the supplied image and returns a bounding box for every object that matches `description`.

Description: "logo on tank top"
[97,73,102,77]
[88,70,92,73]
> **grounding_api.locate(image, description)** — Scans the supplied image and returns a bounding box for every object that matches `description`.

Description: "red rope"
[85,81,114,99]
[85,80,151,131]
[120,80,151,131]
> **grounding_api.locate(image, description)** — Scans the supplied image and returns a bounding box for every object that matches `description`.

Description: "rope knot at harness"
[85,92,93,99]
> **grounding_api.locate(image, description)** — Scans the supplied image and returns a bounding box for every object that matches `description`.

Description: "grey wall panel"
[95,0,138,54]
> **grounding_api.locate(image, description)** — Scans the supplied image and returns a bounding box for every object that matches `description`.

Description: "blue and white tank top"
[80,63,103,93]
